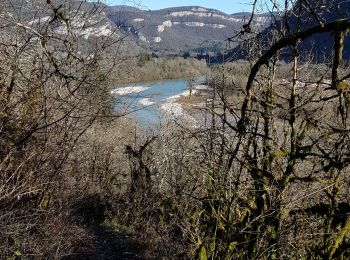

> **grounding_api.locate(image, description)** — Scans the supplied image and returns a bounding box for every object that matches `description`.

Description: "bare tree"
[206,0,350,258]
[132,1,350,258]
[0,0,130,257]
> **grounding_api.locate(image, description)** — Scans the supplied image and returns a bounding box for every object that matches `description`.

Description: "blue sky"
[106,0,257,14]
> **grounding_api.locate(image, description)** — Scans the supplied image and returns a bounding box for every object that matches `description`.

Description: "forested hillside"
[106,5,272,56]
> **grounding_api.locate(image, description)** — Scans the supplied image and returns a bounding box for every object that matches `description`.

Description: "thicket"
[98,0,350,259]
[0,1,131,258]
[2,0,350,259]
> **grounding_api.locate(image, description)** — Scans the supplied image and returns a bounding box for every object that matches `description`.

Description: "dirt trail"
[74,226,143,260]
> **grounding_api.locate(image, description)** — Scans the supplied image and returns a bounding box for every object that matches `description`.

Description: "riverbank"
[113,56,208,84]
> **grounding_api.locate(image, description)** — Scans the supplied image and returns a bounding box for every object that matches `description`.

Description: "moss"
[282,175,291,185]
[337,81,349,91]
[101,218,135,236]
[199,245,208,260]
[269,225,277,240]
[39,192,50,209]
[337,81,350,102]
[229,241,238,251]
[328,216,350,259]
[273,149,288,158]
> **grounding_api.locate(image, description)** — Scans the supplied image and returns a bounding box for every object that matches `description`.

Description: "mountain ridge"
[105,5,272,56]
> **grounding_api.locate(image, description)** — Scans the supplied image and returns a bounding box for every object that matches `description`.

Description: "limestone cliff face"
[106,5,272,56]
[17,1,273,58]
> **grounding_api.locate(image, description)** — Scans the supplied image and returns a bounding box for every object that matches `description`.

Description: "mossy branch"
[238,18,350,130]
[328,216,350,259]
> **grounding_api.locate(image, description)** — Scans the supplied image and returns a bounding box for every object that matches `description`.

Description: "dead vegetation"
[1,0,350,259]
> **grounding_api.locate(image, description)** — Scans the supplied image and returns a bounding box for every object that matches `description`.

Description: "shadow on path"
[71,225,144,260]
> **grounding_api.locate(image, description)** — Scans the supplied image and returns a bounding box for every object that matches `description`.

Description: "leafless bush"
[0,0,130,258]
[107,1,350,258]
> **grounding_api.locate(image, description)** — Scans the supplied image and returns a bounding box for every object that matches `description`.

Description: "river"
[112,77,207,127]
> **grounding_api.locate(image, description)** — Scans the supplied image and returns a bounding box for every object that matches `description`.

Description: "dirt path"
[73,226,143,260]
